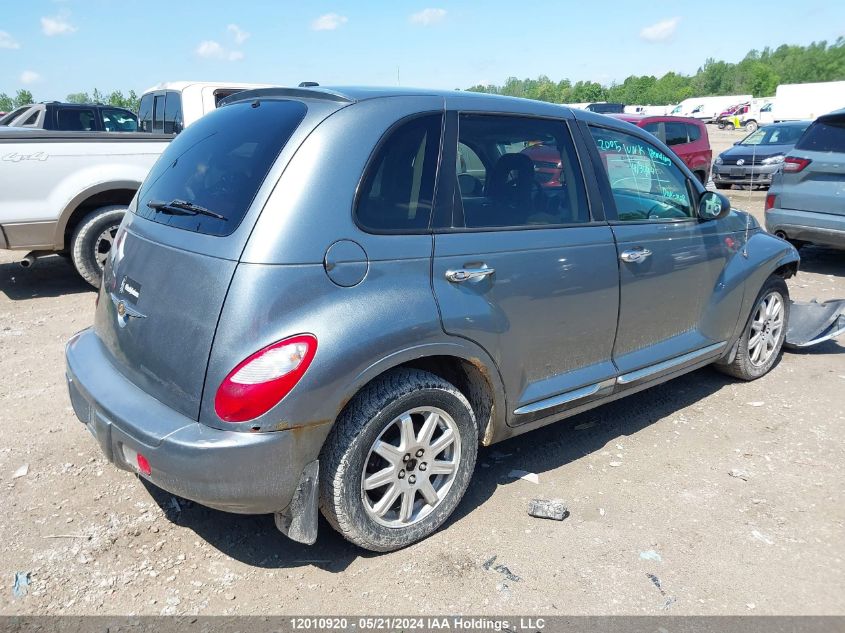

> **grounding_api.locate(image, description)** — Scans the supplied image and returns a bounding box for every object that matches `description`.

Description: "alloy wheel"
[361,406,461,527]
[94,225,119,271]
[748,291,785,366]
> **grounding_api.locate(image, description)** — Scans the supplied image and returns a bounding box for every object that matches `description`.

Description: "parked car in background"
[673,95,753,122]
[586,102,625,114]
[713,121,811,190]
[0,102,138,132]
[610,114,712,184]
[0,128,171,285]
[766,109,845,249]
[138,81,271,134]
[66,86,799,554]
[1,82,275,285]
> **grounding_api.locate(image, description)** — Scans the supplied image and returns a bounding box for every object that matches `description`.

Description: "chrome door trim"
[513,379,614,416]
[616,341,726,386]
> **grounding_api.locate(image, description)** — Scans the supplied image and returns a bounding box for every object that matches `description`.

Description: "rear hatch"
[778,112,845,217]
[94,96,326,421]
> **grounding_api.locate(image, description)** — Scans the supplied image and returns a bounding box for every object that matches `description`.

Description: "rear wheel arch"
[336,347,506,447]
[56,184,139,250]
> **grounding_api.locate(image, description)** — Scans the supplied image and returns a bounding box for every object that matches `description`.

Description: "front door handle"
[620,248,653,264]
[445,267,495,283]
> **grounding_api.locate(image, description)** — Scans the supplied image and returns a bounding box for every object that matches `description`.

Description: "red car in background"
[608,114,713,184]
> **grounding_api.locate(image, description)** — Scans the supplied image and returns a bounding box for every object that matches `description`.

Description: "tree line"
[467,39,845,105]
[2,39,843,114]
[0,89,140,113]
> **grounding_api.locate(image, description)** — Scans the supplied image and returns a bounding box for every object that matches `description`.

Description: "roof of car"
[226,85,585,111]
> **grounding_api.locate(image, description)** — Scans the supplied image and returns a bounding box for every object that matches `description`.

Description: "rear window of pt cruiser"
[134,99,308,237]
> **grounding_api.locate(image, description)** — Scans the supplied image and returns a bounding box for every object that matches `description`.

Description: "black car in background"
[712,121,811,190]
[0,102,138,132]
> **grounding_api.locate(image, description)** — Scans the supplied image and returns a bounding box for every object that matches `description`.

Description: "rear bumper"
[765,208,845,249]
[65,328,326,515]
[712,163,779,185]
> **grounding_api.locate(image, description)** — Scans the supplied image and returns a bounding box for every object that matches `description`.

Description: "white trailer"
[771,81,845,122]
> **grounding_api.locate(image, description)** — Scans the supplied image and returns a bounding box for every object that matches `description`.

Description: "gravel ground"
[1,128,843,616]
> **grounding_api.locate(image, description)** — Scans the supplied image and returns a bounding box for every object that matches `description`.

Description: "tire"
[320,369,478,552]
[745,120,758,133]
[715,183,732,190]
[70,205,126,288]
[716,276,789,381]
[717,121,727,130]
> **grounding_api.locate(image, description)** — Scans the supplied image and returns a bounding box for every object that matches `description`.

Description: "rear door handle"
[445,267,495,283]
[620,248,652,263]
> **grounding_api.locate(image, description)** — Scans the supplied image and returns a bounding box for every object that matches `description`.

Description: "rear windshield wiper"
[146,199,228,221]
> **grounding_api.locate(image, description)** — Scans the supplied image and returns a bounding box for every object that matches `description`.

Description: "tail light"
[765,194,776,212]
[782,157,811,173]
[215,334,317,422]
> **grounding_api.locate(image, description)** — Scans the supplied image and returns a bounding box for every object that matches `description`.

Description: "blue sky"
[1,0,843,100]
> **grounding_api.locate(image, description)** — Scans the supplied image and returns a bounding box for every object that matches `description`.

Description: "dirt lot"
[1,128,843,616]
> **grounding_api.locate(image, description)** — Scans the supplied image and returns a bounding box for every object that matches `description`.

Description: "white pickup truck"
[0,81,268,286]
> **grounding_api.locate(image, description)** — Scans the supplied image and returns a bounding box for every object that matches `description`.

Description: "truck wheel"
[745,120,758,133]
[320,369,478,552]
[70,206,126,288]
[717,121,727,130]
[716,276,789,381]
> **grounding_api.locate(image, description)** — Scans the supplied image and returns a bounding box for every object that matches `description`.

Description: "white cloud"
[41,13,77,36]
[410,8,447,26]
[195,40,243,62]
[0,30,20,49]
[639,17,680,43]
[20,70,41,84]
[227,24,250,44]
[311,13,348,31]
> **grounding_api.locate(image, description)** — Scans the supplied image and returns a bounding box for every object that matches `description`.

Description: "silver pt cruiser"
[66,87,800,551]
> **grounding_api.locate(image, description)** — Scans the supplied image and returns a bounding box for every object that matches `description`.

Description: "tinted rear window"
[134,99,307,236]
[795,117,845,153]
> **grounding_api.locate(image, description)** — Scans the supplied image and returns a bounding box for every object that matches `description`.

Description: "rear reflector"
[765,194,776,212]
[215,334,317,423]
[136,454,152,476]
[121,445,152,476]
[782,156,811,173]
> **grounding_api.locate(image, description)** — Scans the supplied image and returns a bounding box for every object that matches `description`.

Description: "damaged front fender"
[786,299,845,348]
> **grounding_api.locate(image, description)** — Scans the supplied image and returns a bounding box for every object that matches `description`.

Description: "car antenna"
[742,123,760,258]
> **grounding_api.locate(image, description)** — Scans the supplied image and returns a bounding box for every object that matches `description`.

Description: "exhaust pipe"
[19,250,51,268]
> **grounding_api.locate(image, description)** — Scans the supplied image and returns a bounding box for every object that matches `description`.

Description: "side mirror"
[698,191,731,221]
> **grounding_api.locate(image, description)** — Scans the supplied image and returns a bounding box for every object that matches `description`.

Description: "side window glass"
[590,126,694,222]
[664,122,688,146]
[56,108,95,131]
[457,142,486,197]
[455,114,589,229]
[138,95,153,132]
[687,124,701,142]
[163,92,183,134]
[21,110,39,126]
[355,114,442,232]
[642,122,663,143]
[102,108,138,132]
[153,95,165,133]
